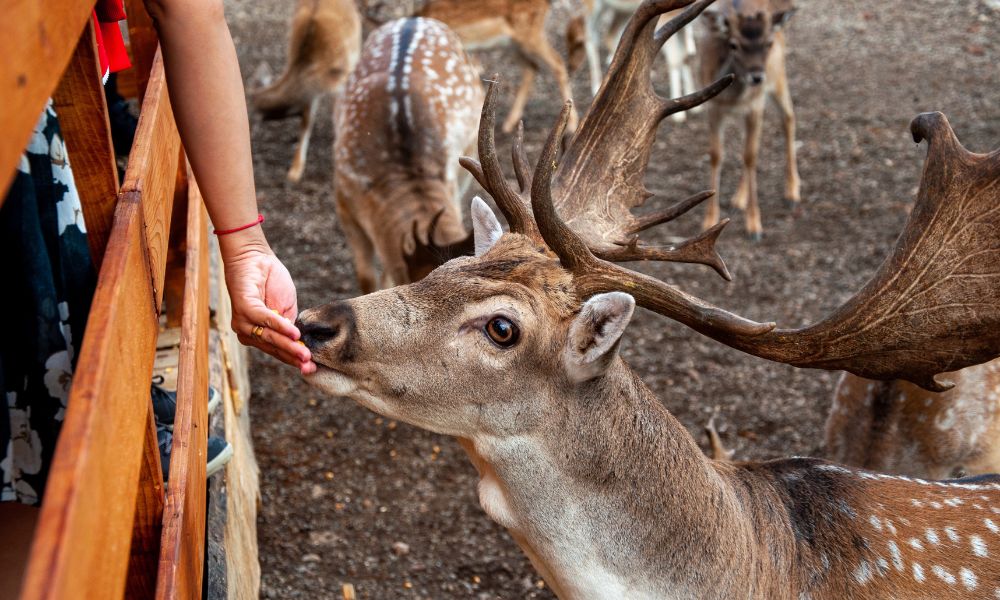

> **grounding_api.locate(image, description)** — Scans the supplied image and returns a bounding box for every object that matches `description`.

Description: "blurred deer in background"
[826,361,1000,480]
[699,0,800,240]
[586,0,700,122]
[409,0,589,134]
[299,1,1000,597]
[251,0,361,182]
[334,17,482,293]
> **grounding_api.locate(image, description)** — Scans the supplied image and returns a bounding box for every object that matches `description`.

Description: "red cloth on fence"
[92,0,131,82]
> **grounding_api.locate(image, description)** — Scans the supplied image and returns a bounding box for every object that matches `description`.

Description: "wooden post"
[52,19,121,270]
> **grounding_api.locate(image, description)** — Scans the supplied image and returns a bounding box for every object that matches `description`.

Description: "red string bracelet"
[214,214,264,236]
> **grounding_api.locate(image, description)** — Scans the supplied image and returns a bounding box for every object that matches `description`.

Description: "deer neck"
[462,359,772,599]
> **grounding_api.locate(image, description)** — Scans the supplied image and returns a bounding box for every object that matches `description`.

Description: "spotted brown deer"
[334,17,482,293]
[299,1,1000,597]
[251,0,361,182]
[826,360,1000,480]
[407,0,589,135]
[699,0,800,240]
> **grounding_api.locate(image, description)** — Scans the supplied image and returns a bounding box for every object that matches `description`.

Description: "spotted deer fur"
[698,0,801,240]
[333,17,482,293]
[299,205,1000,599]
[411,0,587,134]
[827,360,1000,480]
[252,0,361,182]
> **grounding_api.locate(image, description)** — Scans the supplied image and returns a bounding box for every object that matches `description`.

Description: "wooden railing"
[3,3,212,598]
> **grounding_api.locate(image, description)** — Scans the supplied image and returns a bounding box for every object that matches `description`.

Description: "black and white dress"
[0,101,97,506]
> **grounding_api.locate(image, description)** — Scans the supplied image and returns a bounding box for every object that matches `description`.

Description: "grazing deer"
[585,0,700,122]
[408,0,588,134]
[333,17,482,293]
[826,360,1000,480]
[299,1,1000,597]
[251,0,361,182]
[698,0,800,240]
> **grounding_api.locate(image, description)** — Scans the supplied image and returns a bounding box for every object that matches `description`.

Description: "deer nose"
[748,72,765,85]
[296,302,357,357]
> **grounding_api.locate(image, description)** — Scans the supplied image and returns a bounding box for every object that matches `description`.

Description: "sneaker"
[151,382,222,432]
[158,424,234,482]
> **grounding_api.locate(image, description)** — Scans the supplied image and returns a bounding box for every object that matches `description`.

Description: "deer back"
[334,17,482,281]
[827,360,1000,479]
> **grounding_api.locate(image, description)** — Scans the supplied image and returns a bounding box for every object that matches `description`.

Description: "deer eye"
[728,40,739,50]
[484,317,519,348]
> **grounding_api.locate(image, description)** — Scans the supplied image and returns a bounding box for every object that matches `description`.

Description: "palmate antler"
[467,0,1000,392]
[462,0,734,279]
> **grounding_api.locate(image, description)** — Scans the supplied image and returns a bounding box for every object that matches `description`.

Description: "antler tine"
[530,103,774,335]
[628,190,716,234]
[661,73,735,119]
[600,220,733,281]
[459,75,538,237]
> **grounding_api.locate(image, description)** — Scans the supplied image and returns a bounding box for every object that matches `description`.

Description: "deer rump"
[458,0,1000,392]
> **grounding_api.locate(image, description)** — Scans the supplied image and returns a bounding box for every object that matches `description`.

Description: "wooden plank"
[19,196,160,600]
[156,168,210,600]
[124,0,159,104]
[52,19,121,270]
[0,0,95,199]
[121,47,181,309]
[125,408,166,600]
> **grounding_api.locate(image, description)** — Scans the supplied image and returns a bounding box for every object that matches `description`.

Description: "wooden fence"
[2,2,215,598]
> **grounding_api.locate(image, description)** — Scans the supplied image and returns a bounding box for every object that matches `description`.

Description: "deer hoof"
[747,230,763,243]
[786,199,805,217]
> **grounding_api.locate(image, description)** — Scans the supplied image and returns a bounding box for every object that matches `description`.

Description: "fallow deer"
[585,0,700,123]
[299,1,1000,597]
[826,360,1000,480]
[333,17,483,293]
[251,0,361,183]
[408,0,589,134]
[699,0,801,240]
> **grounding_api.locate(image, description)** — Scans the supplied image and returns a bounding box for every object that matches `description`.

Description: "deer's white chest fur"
[470,436,672,600]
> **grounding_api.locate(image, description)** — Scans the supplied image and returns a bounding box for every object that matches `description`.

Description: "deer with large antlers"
[252,0,361,182]
[698,0,801,240]
[826,360,1000,480]
[300,1,1000,597]
[333,17,482,293]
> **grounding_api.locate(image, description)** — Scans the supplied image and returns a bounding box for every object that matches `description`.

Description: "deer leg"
[681,28,701,114]
[516,39,578,134]
[742,105,765,241]
[287,96,320,183]
[502,62,538,134]
[586,4,606,95]
[335,197,377,294]
[702,109,724,230]
[772,73,802,210]
[663,36,686,123]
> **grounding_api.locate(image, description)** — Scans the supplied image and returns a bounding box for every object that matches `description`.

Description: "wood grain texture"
[124,0,159,104]
[156,166,210,600]
[52,19,121,270]
[125,408,166,600]
[121,47,181,309]
[20,196,159,600]
[0,0,94,199]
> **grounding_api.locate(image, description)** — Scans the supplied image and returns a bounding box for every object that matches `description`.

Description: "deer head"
[703,0,795,86]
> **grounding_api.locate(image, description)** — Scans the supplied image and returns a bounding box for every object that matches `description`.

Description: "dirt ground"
[224,0,999,597]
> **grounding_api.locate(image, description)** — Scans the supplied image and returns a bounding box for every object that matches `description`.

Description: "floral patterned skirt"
[0,102,96,505]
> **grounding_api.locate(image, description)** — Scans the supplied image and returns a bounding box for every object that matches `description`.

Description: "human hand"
[220,229,316,375]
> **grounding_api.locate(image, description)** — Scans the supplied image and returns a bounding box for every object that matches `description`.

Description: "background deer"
[585,0,700,122]
[298,1,1000,597]
[251,0,361,182]
[408,0,589,134]
[698,0,800,240]
[826,360,1000,480]
[333,17,482,293]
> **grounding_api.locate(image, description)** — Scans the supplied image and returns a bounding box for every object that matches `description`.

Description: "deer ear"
[564,292,635,382]
[702,9,728,36]
[471,196,504,256]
